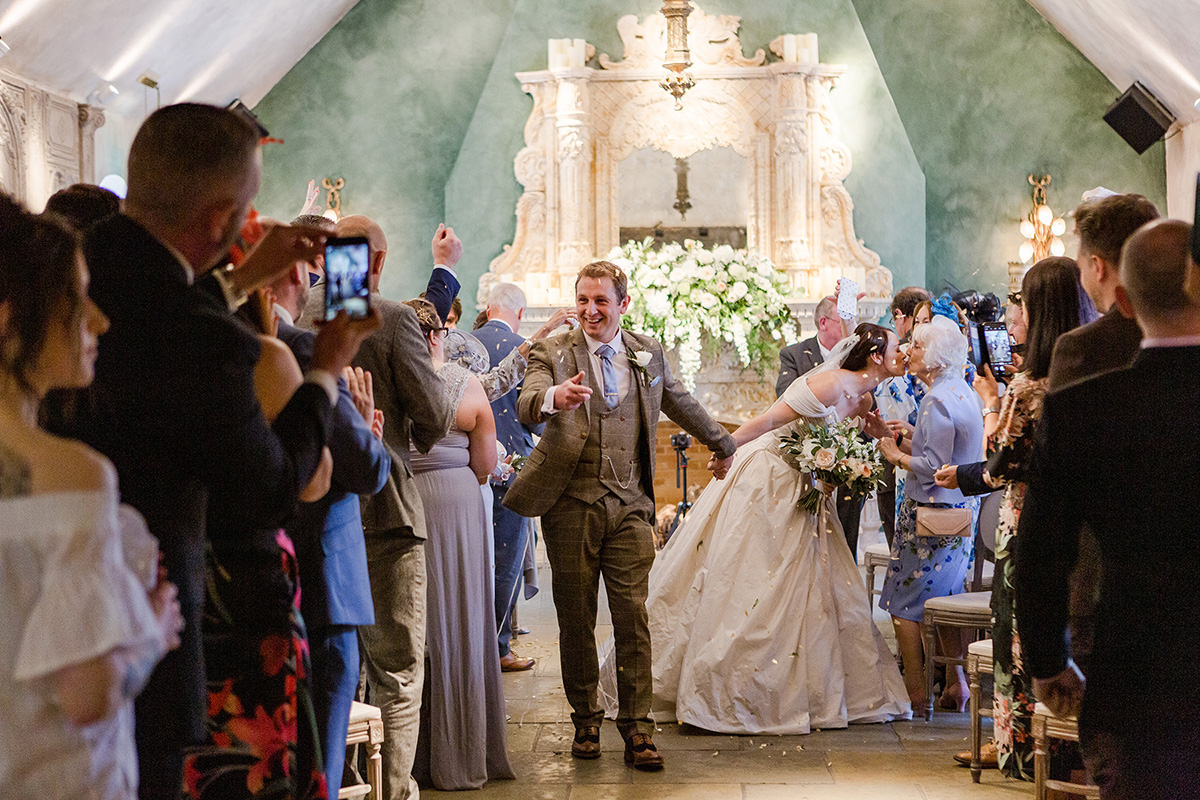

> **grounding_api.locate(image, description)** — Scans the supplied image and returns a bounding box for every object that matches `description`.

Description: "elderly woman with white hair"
[877,316,984,712]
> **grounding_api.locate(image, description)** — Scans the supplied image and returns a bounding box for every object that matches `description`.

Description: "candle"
[783,34,798,63]
[804,33,819,64]
[569,39,587,68]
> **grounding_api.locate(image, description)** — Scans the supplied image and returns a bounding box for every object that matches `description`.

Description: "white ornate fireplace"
[488,6,893,422]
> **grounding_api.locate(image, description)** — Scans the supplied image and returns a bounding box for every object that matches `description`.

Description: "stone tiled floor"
[425,529,1031,799]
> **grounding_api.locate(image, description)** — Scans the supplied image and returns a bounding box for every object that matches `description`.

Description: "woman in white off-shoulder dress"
[602,323,912,734]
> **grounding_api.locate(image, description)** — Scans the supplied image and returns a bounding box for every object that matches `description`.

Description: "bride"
[601,322,912,734]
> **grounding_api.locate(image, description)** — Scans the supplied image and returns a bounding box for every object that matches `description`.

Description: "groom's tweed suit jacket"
[504,326,734,517]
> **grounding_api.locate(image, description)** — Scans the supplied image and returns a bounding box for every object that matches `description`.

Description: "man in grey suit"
[1044,192,1158,679]
[504,261,735,771]
[775,296,865,556]
[303,215,459,800]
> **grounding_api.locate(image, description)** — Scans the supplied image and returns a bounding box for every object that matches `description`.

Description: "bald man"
[1017,219,1200,799]
[301,216,459,800]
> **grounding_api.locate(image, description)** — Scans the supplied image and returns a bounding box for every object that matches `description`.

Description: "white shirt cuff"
[211,267,247,312]
[304,369,339,406]
[433,263,457,277]
[541,385,559,416]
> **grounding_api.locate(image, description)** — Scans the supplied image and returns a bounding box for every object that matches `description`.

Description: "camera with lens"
[670,432,692,451]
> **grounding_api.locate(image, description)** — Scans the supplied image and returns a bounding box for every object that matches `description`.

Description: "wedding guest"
[877,316,983,713]
[44,183,121,231]
[57,103,372,797]
[1017,219,1200,798]
[936,257,1091,776]
[0,195,183,798]
[405,299,514,790]
[775,296,864,556]
[271,249,392,796]
[876,286,933,544]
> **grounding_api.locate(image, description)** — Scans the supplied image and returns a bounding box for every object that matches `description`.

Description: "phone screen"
[982,322,1013,366]
[324,236,371,321]
[837,277,859,320]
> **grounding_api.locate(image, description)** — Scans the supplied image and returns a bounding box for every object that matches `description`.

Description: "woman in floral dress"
[937,256,1095,779]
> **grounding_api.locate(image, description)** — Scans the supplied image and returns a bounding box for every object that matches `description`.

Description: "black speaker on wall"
[1103,82,1174,154]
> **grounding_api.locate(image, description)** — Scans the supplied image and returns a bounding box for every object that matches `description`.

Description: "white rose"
[630,350,652,368]
[698,265,716,281]
[814,448,837,470]
[695,249,715,265]
[699,292,717,309]
[712,244,736,262]
[728,281,749,301]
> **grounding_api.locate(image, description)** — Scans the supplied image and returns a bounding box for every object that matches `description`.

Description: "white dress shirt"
[541,328,630,415]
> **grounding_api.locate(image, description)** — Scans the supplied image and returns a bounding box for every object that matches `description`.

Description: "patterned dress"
[986,373,1046,780]
[184,529,327,800]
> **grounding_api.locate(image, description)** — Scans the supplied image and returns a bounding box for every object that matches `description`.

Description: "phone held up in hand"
[324,236,372,321]
[836,277,858,320]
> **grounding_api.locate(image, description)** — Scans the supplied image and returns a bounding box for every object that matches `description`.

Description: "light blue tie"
[596,343,619,409]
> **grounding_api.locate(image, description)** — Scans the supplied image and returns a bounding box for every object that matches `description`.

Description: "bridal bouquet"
[608,238,798,390]
[779,420,885,513]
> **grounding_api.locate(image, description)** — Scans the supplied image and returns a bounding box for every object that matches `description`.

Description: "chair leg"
[865,563,876,606]
[922,617,936,721]
[1033,716,1048,800]
[969,657,982,782]
[367,739,382,800]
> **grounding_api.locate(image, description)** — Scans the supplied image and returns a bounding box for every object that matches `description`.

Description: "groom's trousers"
[541,491,657,739]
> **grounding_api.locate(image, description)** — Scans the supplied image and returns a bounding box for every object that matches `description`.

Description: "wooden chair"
[966,638,994,782]
[920,491,1002,721]
[1032,702,1100,799]
[863,542,891,605]
[339,701,384,800]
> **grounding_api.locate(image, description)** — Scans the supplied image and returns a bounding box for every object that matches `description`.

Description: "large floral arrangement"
[607,238,798,390]
[779,420,885,513]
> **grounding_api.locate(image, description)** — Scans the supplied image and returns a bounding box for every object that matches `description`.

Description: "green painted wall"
[854,0,1166,294]
[253,0,1166,304]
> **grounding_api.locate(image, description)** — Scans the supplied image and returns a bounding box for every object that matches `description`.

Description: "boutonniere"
[627,347,660,387]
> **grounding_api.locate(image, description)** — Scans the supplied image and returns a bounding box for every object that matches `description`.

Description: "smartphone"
[982,321,1013,366]
[837,277,859,320]
[324,236,371,321]
[966,322,986,369]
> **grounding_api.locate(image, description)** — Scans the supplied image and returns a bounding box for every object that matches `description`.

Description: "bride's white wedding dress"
[600,375,911,734]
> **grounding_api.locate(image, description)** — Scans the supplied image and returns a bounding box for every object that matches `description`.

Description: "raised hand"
[554,371,592,410]
[299,179,322,217]
[312,309,382,376]
[228,222,330,296]
[432,223,463,270]
[532,308,578,341]
[862,409,889,440]
[343,366,375,424]
[973,364,1000,407]
[371,409,385,440]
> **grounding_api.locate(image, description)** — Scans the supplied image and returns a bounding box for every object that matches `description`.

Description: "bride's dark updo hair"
[0,193,82,391]
[839,322,893,373]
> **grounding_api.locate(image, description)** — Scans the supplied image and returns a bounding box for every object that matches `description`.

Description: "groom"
[505,260,735,770]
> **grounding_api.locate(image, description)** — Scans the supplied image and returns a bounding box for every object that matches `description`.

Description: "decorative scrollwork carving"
[774,121,807,157]
[557,128,588,161]
[514,146,546,190]
[820,142,851,182]
[599,4,765,70]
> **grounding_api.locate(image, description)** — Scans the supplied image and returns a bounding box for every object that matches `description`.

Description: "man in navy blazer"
[272,255,391,795]
[472,283,544,671]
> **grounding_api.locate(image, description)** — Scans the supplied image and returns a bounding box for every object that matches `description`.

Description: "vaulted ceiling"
[0,0,1195,141]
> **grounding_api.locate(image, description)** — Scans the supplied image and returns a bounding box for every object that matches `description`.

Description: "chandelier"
[659,0,695,110]
[1018,174,1066,264]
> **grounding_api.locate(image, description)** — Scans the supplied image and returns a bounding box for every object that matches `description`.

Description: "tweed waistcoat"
[563,367,645,504]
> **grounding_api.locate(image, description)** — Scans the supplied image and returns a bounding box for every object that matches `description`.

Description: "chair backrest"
[971,490,1003,591]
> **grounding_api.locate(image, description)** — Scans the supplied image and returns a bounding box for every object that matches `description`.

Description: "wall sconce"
[322,177,345,222]
[659,0,695,110]
[0,38,10,59]
[88,83,120,105]
[1018,174,1066,264]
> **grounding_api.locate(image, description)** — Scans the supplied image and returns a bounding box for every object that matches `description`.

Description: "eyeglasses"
[308,272,322,287]
[891,309,906,319]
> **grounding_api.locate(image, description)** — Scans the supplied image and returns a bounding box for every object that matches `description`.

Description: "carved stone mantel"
[483,5,893,311]
[0,69,104,208]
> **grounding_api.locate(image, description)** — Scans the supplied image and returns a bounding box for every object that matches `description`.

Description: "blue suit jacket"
[278,320,391,628]
[471,319,540,461]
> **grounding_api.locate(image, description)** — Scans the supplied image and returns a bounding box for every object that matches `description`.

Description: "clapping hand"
[432,223,463,270]
[934,464,960,490]
[553,371,592,410]
[532,308,578,341]
[862,410,889,440]
[343,366,375,424]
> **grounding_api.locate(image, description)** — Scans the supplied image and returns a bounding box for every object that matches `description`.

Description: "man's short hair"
[127,103,260,225]
[1073,193,1159,265]
[487,282,527,314]
[890,286,933,318]
[291,213,336,232]
[44,183,120,231]
[1120,219,1195,322]
[575,260,628,302]
[814,296,838,323]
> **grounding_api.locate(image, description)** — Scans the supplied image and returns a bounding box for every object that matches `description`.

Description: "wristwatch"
[982,405,1000,417]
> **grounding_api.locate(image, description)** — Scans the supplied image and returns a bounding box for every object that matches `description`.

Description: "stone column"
[772,65,813,298]
[78,104,105,184]
[552,71,593,304]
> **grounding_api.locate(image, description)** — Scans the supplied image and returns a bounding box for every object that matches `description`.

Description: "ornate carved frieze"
[485,4,891,307]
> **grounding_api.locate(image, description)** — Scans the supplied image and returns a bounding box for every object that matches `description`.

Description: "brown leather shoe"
[624,732,664,771]
[571,726,601,759]
[954,740,999,768]
[500,652,535,672]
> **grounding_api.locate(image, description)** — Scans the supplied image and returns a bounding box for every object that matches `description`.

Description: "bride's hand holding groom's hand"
[707,453,734,480]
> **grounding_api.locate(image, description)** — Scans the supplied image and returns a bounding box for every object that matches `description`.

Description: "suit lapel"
[623,330,654,438]
[570,327,593,428]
